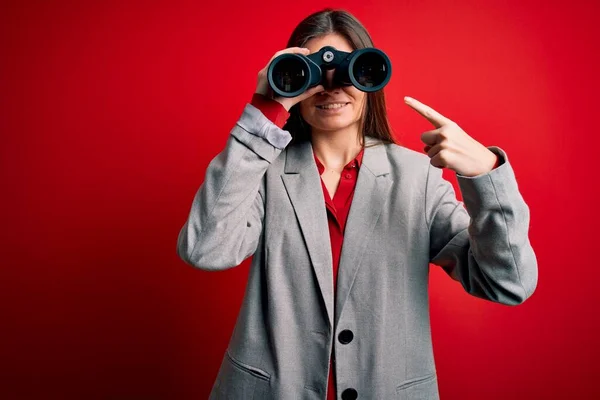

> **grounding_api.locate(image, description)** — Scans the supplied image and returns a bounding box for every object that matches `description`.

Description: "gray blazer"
[176,103,538,399]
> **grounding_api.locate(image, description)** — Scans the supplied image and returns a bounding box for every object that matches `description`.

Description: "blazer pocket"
[396,372,439,400]
[226,350,271,382]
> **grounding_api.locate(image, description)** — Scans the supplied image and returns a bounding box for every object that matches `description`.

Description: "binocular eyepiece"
[267,46,392,98]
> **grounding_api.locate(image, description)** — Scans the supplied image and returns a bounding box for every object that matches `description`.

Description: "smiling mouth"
[316,102,350,110]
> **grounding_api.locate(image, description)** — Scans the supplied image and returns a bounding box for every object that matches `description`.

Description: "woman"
[176,8,538,400]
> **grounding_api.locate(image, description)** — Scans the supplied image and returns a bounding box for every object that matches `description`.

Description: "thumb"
[275,85,325,111]
[296,85,325,102]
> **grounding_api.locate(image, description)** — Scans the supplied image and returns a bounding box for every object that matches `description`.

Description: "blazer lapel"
[281,139,335,331]
[334,137,392,328]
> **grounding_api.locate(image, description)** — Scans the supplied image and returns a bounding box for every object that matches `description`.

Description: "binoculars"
[267,46,392,98]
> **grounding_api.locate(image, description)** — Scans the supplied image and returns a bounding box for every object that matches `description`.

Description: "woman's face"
[299,33,367,133]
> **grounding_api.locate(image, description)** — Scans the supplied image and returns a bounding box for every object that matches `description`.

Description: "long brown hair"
[282,8,396,147]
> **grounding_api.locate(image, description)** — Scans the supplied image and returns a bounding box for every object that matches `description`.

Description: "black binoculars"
[267,46,392,98]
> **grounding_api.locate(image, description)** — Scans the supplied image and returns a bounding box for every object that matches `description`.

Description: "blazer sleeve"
[176,103,291,271]
[426,146,538,305]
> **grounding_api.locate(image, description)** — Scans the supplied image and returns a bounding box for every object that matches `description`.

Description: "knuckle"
[446,122,459,131]
[438,150,450,163]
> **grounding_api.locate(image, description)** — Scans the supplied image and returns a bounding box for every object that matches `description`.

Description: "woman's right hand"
[255,47,325,111]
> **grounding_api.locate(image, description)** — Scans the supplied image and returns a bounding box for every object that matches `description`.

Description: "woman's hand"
[255,47,325,111]
[404,96,499,177]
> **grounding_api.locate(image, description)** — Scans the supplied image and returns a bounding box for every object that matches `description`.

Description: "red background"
[2,0,599,398]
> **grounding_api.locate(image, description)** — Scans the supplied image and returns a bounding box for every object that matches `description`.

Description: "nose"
[321,69,340,92]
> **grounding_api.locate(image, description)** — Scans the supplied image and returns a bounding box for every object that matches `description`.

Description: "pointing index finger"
[404,96,452,128]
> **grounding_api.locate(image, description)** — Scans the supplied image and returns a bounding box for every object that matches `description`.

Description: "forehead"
[304,33,354,53]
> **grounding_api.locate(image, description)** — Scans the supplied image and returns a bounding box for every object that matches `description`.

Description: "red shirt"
[249,93,498,399]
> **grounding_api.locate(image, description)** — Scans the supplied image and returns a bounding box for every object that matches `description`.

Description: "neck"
[311,124,363,171]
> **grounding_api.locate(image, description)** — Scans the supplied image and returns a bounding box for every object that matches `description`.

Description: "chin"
[306,116,356,131]
[313,123,351,132]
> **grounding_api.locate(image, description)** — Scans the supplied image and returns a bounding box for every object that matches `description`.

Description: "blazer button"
[338,329,354,344]
[341,388,358,400]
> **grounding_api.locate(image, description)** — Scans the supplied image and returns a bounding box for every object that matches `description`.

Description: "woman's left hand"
[404,96,498,177]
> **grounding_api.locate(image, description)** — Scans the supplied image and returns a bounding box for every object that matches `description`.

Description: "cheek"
[299,101,313,120]
[346,88,366,112]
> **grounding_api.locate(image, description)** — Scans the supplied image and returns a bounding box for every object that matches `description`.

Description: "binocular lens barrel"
[271,57,309,94]
[268,46,391,98]
[352,52,389,88]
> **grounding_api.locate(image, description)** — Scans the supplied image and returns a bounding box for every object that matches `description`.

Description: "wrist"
[250,93,291,128]
[275,99,291,112]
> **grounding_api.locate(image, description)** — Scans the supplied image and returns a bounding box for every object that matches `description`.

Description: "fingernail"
[404,96,413,102]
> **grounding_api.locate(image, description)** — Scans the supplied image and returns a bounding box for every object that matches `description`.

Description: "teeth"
[317,103,347,109]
